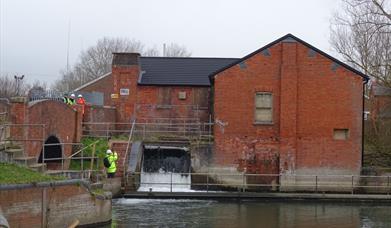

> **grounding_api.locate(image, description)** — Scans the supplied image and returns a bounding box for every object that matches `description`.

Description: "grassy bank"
[0,163,65,184]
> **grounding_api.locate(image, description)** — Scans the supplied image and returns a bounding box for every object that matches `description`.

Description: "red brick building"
[211,34,368,184]
[75,34,368,187]
[369,83,391,120]
[76,53,237,124]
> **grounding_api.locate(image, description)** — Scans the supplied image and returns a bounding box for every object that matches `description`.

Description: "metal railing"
[28,90,64,102]
[127,172,391,194]
[42,141,102,179]
[0,123,46,153]
[123,120,136,181]
[0,123,104,179]
[82,120,214,140]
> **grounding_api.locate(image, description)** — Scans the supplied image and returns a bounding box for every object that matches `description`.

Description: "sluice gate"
[135,145,192,192]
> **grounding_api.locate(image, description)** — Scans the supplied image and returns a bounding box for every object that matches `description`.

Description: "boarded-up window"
[193,88,209,108]
[255,93,273,123]
[333,129,349,140]
[158,88,171,106]
[178,91,187,100]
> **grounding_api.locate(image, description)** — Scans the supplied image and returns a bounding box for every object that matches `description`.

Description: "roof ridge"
[140,56,240,60]
[209,33,369,81]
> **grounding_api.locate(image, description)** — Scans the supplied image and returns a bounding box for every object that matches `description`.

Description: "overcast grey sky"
[0,0,339,85]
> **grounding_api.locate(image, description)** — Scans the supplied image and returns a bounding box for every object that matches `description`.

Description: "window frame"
[254,92,273,125]
[333,129,350,140]
[156,87,172,109]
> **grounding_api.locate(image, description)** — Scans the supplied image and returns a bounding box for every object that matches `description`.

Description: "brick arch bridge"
[8,98,83,166]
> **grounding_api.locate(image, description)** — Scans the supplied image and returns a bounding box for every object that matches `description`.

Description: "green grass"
[0,163,66,184]
[69,137,109,170]
[91,188,106,196]
[69,159,103,170]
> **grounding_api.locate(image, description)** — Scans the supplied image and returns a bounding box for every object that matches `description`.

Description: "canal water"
[102,198,391,227]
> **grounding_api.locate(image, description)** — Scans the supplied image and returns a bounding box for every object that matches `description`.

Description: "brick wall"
[8,99,82,166]
[371,95,391,119]
[26,100,81,159]
[213,39,364,180]
[136,86,210,122]
[112,65,140,124]
[0,182,111,227]
[83,105,117,137]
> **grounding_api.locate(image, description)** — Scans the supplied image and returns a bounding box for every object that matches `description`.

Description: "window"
[192,88,209,108]
[255,93,273,123]
[333,129,349,140]
[178,91,186,100]
[157,88,171,107]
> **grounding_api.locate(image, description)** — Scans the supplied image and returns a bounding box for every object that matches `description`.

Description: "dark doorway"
[38,135,62,163]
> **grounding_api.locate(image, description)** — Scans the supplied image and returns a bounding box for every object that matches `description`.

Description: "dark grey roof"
[139,57,239,86]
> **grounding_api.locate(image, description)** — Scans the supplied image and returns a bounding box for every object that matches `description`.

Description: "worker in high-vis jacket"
[105,149,118,178]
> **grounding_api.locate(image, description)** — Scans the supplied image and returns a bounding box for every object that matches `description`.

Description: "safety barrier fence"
[82,120,214,140]
[0,124,46,149]
[41,142,95,168]
[126,172,391,194]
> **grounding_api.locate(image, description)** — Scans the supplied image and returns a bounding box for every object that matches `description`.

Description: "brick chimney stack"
[112,52,140,67]
[111,53,141,123]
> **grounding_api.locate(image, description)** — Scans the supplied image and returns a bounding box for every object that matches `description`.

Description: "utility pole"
[14,74,24,96]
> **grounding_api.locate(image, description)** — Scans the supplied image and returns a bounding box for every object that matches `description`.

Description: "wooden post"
[41,188,47,228]
[81,149,84,178]
[89,143,96,179]
[351,175,354,194]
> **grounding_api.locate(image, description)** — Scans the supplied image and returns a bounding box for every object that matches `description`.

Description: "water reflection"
[103,199,391,228]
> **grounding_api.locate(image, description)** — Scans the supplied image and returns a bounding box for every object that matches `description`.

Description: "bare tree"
[54,37,191,91]
[0,74,29,98]
[331,0,391,166]
[330,0,391,87]
[54,37,147,91]
[163,43,191,57]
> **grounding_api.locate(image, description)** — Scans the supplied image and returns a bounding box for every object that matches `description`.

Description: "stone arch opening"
[38,135,62,163]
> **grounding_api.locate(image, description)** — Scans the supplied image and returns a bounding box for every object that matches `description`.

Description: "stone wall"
[0,180,111,228]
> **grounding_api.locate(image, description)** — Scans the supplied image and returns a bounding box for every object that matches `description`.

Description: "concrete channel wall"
[0,179,111,228]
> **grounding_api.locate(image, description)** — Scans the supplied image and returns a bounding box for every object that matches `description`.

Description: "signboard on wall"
[111,93,119,99]
[120,88,129,96]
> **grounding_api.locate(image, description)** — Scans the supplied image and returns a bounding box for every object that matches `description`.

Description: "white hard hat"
[78,94,83,98]
[106,149,112,154]
[70,93,75,97]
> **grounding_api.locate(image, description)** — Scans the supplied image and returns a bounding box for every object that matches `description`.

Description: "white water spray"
[138,169,192,192]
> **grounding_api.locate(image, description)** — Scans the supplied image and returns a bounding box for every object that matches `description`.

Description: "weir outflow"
[138,145,192,192]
